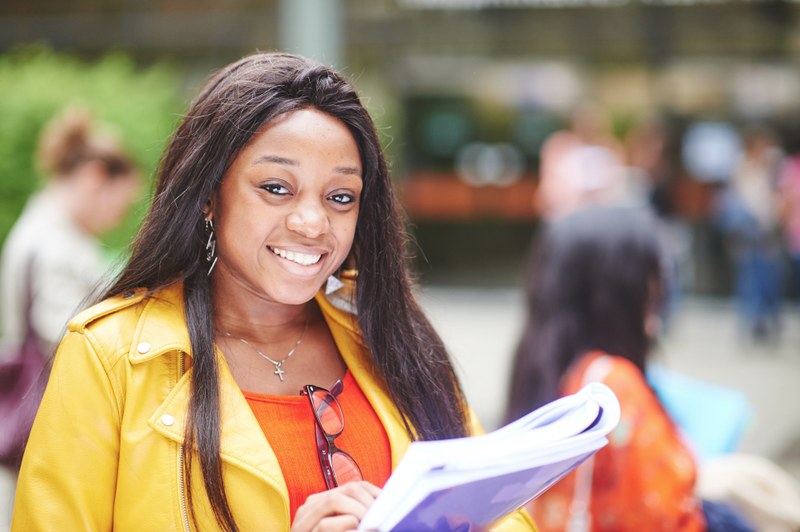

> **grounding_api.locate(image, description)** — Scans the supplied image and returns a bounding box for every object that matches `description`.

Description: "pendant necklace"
[223,312,309,382]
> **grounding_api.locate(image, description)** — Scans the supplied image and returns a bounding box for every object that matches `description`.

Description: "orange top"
[243,370,392,522]
[528,351,706,532]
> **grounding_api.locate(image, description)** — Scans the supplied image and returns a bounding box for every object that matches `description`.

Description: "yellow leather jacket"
[13,282,535,531]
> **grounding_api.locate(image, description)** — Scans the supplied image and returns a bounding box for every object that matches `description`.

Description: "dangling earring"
[205,218,218,276]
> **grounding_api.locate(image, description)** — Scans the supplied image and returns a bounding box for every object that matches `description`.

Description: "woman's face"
[209,108,363,306]
[71,161,140,236]
[89,172,141,234]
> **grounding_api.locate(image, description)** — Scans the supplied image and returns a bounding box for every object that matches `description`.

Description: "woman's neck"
[211,277,310,343]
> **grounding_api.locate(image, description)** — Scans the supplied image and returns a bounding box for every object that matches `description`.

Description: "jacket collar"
[125,282,365,365]
[127,282,192,364]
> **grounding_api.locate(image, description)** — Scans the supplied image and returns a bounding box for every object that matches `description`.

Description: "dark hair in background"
[100,53,468,530]
[504,206,664,424]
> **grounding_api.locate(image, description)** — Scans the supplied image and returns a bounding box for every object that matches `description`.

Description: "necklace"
[223,314,309,382]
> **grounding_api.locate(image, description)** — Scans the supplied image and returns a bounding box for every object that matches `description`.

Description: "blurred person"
[624,113,687,217]
[12,53,535,531]
[504,206,754,532]
[0,105,140,356]
[535,103,627,220]
[714,124,783,340]
[777,129,800,300]
[624,114,692,329]
[0,105,139,530]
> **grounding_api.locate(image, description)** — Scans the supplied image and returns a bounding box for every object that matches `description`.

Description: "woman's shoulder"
[66,282,189,364]
[69,288,147,330]
[574,353,666,428]
[565,351,648,394]
[601,354,645,381]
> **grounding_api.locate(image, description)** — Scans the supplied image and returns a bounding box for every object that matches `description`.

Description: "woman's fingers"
[352,480,381,506]
[310,514,359,532]
[291,481,381,532]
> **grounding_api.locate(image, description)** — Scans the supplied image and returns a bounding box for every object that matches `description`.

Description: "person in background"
[0,105,140,356]
[535,103,627,221]
[0,106,139,530]
[12,53,535,531]
[777,126,800,301]
[504,206,753,532]
[714,124,783,341]
[623,114,691,329]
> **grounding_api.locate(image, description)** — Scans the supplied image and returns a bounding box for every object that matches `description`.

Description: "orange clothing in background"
[244,370,392,522]
[528,351,706,532]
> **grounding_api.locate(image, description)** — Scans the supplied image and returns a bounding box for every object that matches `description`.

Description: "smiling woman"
[210,109,362,312]
[11,53,536,532]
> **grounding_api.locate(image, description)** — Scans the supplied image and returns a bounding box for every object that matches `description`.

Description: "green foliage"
[0,45,185,253]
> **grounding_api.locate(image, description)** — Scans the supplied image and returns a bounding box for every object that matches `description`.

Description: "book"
[358,382,620,532]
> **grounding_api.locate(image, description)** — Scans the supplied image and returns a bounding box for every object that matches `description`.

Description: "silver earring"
[205,218,218,276]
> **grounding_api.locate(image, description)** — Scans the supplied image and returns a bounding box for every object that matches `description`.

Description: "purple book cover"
[390,452,595,531]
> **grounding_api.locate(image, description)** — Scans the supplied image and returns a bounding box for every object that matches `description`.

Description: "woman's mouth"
[268,246,323,266]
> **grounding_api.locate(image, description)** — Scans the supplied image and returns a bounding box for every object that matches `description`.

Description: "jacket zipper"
[178,352,191,532]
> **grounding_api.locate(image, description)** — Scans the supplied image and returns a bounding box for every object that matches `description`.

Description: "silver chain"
[223,314,309,382]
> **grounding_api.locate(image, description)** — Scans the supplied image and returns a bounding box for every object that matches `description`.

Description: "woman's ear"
[203,194,216,221]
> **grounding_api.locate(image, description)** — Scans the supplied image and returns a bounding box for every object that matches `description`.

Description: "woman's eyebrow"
[335,165,362,177]
[254,154,361,177]
[254,154,297,166]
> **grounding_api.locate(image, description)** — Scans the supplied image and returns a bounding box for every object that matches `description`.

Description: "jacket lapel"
[134,283,289,497]
[146,357,290,498]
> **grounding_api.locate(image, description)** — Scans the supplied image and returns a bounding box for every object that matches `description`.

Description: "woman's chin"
[266,282,325,307]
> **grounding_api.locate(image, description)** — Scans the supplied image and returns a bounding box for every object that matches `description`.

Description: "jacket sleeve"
[493,509,539,531]
[12,330,121,531]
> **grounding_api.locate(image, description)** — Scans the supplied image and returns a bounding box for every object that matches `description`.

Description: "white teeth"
[270,247,322,266]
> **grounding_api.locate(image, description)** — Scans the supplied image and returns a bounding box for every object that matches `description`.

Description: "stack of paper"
[359,383,620,531]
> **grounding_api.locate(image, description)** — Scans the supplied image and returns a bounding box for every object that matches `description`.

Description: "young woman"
[504,206,751,532]
[1,105,140,355]
[13,53,535,531]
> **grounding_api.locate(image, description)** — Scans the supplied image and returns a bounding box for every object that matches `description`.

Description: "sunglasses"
[301,380,364,490]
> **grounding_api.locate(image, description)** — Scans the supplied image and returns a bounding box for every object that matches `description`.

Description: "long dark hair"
[504,206,664,424]
[101,53,468,530]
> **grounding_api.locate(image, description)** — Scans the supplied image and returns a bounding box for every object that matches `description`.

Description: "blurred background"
[1,0,799,501]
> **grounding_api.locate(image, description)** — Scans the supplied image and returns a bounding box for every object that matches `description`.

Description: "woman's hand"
[291,481,381,532]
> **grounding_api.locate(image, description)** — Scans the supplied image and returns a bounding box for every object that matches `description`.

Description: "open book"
[359,383,620,531]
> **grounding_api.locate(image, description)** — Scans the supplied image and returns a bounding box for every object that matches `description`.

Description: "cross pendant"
[274,363,285,382]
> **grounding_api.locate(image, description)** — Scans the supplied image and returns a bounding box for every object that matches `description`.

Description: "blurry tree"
[0,45,184,252]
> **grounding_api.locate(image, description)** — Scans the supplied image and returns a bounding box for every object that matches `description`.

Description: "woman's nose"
[286,199,329,239]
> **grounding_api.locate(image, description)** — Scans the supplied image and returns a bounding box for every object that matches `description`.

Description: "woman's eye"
[330,193,356,205]
[262,183,289,196]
